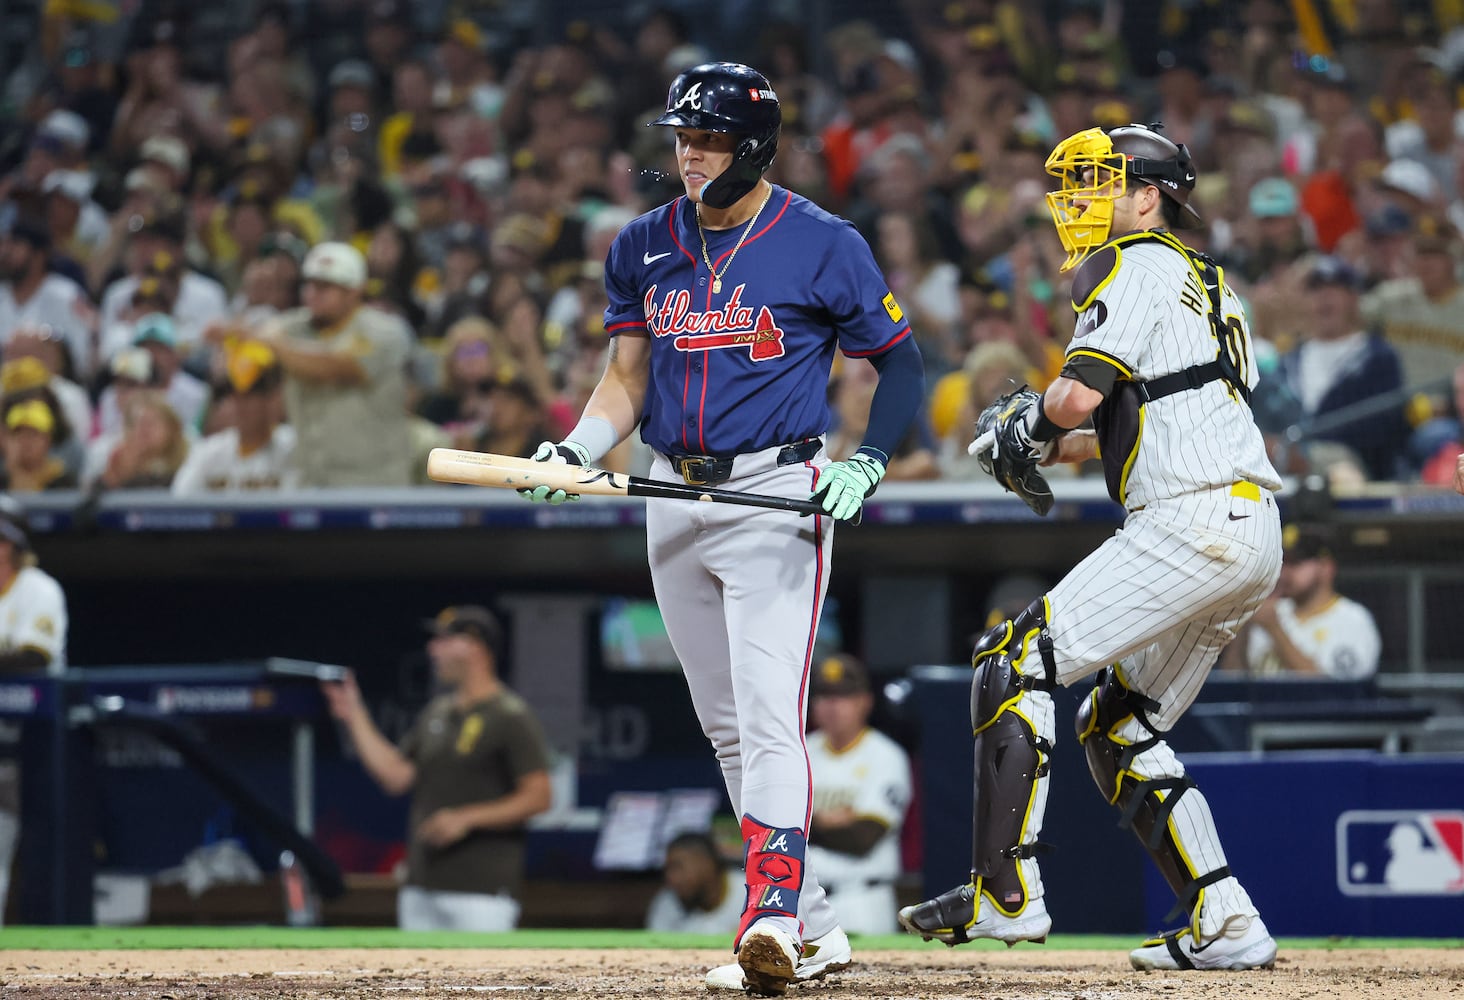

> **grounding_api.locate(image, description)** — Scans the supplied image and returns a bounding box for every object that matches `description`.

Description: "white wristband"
[564,415,620,465]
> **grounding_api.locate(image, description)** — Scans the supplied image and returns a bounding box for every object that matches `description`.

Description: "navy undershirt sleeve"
[856,336,925,466]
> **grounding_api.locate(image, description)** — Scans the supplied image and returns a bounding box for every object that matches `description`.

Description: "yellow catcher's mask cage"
[1044,127,1127,272]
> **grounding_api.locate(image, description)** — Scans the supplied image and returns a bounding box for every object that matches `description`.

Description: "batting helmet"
[1043,122,1201,271]
[650,62,780,210]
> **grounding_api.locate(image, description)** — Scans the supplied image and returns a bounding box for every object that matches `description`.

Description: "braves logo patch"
[1336,810,1464,896]
[1074,299,1108,339]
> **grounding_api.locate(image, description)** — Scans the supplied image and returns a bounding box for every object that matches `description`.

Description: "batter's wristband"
[563,415,619,465]
[1031,395,1072,442]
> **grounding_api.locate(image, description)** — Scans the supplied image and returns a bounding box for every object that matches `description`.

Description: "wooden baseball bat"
[427,448,830,517]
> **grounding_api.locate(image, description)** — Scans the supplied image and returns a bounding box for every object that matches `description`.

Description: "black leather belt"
[670,438,821,486]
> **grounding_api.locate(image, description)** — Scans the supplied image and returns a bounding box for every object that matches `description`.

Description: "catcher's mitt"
[970,386,1056,517]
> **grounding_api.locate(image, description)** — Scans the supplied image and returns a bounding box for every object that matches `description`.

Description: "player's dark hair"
[1154,187,1183,230]
[665,831,724,869]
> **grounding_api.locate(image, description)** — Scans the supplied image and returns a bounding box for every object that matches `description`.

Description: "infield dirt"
[3,946,1462,998]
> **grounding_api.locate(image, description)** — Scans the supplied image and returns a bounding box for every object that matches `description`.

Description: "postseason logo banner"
[1336,810,1464,897]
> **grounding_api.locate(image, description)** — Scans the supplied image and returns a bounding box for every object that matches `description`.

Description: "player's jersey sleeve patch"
[1071,244,1121,312]
[882,292,904,324]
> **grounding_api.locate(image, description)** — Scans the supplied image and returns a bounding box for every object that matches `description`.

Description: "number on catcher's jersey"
[1218,313,1253,399]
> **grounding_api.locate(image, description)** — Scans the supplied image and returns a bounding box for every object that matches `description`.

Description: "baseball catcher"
[901,122,1284,974]
[968,385,1062,516]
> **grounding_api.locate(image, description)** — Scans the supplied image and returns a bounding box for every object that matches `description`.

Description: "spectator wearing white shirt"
[82,347,158,488]
[98,210,226,358]
[172,342,295,494]
[0,216,93,379]
[41,170,109,260]
[97,313,209,437]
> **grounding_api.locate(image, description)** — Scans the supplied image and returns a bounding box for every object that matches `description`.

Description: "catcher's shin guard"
[1076,668,1258,941]
[899,642,1055,945]
[969,632,1056,918]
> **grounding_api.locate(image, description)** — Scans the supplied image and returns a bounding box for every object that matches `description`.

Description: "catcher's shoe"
[898,883,1051,947]
[1129,918,1276,971]
[705,926,852,991]
[737,922,800,997]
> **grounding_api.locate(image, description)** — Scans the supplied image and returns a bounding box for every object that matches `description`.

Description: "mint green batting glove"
[811,452,886,521]
[519,440,589,505]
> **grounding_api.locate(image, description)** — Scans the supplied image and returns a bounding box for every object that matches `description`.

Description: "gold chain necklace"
[695,187,772,294]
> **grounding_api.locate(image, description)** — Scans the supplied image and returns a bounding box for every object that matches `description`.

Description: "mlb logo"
[1336,810,1464,896]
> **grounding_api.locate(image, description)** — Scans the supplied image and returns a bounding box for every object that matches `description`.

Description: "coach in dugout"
[0,502,67,926]
[321,605,552,931]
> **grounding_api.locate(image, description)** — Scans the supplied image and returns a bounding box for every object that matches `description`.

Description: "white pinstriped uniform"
[0,565,67,926]
[1067,242,1281,513]
[1033,237,1285,939]
[806,727,911,934]
[1049,240,1283,725]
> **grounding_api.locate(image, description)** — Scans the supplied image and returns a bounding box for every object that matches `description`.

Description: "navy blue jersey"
[604,185,911,456]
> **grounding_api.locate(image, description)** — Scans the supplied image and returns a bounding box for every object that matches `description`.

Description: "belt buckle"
[676,457,710,486]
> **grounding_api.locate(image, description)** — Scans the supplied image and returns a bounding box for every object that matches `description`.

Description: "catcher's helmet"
[650,62,780,210]
[1108,123,1200,226]
[1044,122,1201,271]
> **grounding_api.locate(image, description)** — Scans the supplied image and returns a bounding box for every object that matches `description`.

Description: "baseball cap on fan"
[36,109,89,152]
[811,653,871,697]
[1248,178,1298,219]
[1306,255,1361,291]
[1377,159,1439,204]
[302,242,366,290]
[140,135,191,178]
[1282,523,1334,562]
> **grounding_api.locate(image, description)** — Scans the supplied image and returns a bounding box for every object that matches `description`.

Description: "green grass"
[0,928,1459,951]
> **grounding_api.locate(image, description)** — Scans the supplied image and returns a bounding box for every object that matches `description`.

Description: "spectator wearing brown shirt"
[321,605,552,931]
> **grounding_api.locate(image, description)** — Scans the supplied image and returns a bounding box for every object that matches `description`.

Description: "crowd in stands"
[3,0,1464,494]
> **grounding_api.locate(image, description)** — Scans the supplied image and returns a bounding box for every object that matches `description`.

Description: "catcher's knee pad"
[972,597,1057,690]
[1075,668,1231,923]
[968,654,1055,914]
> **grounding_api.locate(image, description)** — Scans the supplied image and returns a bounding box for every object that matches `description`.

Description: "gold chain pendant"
[697,187,771,297]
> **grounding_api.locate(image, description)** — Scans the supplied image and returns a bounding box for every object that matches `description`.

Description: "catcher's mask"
[1044,123,1201,271]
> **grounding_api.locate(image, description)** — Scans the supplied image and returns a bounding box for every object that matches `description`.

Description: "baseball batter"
[900,124,1284,972]
[522,62,925,995]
